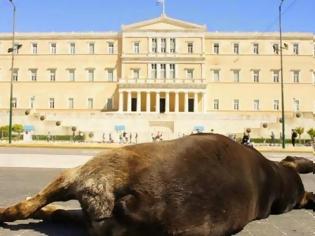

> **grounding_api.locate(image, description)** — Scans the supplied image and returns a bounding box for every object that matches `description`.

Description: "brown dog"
[0,134,314,235]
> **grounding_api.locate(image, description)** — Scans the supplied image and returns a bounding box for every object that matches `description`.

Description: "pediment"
[122,15,206,32]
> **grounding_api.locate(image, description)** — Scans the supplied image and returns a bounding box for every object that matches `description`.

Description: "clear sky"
[0,0,314,33]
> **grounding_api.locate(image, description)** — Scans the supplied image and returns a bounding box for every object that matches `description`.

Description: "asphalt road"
[0,148,314,236]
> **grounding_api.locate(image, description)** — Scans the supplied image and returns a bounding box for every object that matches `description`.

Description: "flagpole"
[162,0,165,15]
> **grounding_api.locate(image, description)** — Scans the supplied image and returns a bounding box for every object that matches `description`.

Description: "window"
[69,42,76,54]
[50,43,56,54]
[49,69,56,81]
[170,64,175,79]
[88,98,94,109]
[49,98,55,109]
[170,38,176,53]
[188,42,193,54]
[293,70,299,83]
[253,43,259,54]
[151,64,157,79]
[234,99,239,110]
[132,69,140,80]
[293,99,300,111]
[254,99,260,111]
[30,96,35,109]
[89,43,95,54]
[32,43,38,54]
[273,100,279,111]
[233,43,239,54]
[214,99,219,110]
[12,97,17,108]
[68,69,75,81]
[107,69,114,81]
[68,98,74,109]
[233,70,240,82]
[253,70,260,83]
[152,38,157,53]
[160,64,166,79]
[161,38,166,53]
[293,43,299,55]
[213,43,220,54]
[273,70,280,83]
[13,69,18,81]
[213,70,220,82]
[87,69,94,82]
[133,42,140,54]
[107,98,113,110]
[108,42,114,54]
[30,69,37,81]
[186,69,194,80]
[273,43,279,54]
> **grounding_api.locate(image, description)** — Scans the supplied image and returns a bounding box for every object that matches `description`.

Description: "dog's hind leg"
[31,203,84,224]
[0,168,78,223]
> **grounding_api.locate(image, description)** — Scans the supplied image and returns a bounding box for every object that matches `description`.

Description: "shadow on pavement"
[1,220,87,236]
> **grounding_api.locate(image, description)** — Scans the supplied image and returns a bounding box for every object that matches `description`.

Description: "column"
[146,92,151,112]
[175,92,179,113]
[184,92,189,113]
[156,92,160,113]
[202,92,208,113]
[137,91,141,112]
[119,91,124,112]
[194,92,198,113]
[127,91,132,112]
[165,91,170,113]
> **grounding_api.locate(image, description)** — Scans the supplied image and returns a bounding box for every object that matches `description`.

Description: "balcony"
[118,78,207,89]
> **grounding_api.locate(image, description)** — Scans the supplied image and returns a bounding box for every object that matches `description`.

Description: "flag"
[156,0,164,6]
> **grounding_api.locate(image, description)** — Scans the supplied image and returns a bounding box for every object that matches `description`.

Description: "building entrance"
[131,98,137,112]
[160,98,166,113]
[188,98,194,112]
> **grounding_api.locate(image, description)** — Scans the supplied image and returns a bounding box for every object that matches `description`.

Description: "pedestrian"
[102,132,106,143]
[47,131,51,143]
[109,133,113,143]
[129,133,132,144]
[119,133,123,144]
[270,131,275,146]
[241,132,250,145]
[135,133,138,144]
[291,129,298,147]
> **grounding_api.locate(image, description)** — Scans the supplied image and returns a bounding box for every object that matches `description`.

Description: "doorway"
[188,98,194,112]
[160,98,166,113]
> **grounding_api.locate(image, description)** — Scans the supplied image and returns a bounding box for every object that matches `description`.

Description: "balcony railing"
[119,78,206,84]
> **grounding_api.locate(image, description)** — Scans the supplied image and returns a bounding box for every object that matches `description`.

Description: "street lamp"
[7,0,17,144]
[279,0,286,149]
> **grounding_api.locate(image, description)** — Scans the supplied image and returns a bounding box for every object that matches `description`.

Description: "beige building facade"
[0,15,314,142]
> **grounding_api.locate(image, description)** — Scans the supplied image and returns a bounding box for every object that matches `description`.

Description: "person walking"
[270,131,275,146]
[135,133,138,144]
[291,129,298,147]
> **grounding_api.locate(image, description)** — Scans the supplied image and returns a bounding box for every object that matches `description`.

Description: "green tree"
[12,124,24,140]
[295,127,304,144]
[0,126,9,139]
[307,128,315,139]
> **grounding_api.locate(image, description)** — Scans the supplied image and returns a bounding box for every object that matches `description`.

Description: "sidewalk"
[0,141,314,154]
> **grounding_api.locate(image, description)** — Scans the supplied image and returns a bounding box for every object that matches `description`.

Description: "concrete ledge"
[0,142,314,154]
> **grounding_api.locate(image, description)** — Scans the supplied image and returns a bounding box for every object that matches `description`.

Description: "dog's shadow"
[1,209,88,236]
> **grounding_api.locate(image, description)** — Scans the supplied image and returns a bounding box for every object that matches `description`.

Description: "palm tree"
[295,127,304,144]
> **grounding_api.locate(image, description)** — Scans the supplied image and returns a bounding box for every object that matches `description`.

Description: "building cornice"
[0,32,120,40]
[205,32,314,40]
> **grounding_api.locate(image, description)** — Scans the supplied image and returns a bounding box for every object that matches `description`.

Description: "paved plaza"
[0,148,314,235]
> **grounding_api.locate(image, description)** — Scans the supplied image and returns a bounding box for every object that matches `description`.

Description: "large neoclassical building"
[0,14,314,142]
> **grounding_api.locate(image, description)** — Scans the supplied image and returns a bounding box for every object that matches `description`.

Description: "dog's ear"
[280,156,315,174]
